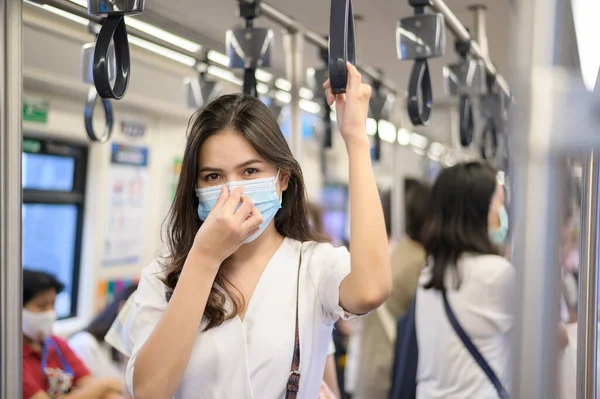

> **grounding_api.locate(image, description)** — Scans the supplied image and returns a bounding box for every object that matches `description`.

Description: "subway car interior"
[1,0,599,398]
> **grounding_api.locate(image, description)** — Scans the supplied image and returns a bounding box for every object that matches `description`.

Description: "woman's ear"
[279,169,291,192]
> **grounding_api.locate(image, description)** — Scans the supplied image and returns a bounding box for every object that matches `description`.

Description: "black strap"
[480,117,498,160]
[459,95,474,147]
[442,292,510,399]
[328,0,356,95]
[407,59,432,126]
[243,68,258,97]
[84,86,114,143]
[285,244,303,398]
[93,15,130,100]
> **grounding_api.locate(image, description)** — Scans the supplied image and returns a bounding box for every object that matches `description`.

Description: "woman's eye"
[243,168,258,176]
[205,173,220,181]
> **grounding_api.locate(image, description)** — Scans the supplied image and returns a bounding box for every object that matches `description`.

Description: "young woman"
[69,285,138,380]
[22,269,124,399]
[415,162,515,398]
[126,63,391,399]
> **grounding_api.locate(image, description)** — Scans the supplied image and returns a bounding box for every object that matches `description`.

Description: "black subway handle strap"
[407,59,432,126]
[459,95,474,147]
[329,0,356,95]
[243,69,258,97]
[480,117,498,160]
[93,15,130,100]
[84,86,114,143]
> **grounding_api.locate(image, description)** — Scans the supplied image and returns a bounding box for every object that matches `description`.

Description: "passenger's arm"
[130,256,217,399]
[325,64,391,315]
[323,354,341,398]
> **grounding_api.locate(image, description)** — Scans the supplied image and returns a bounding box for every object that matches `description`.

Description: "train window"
[22,137,87,319]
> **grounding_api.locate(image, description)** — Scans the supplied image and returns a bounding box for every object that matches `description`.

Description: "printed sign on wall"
[95,277,139,312]
[101,143,149,266]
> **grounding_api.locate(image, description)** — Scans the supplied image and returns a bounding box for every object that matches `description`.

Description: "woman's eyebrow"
[198,159,263,173]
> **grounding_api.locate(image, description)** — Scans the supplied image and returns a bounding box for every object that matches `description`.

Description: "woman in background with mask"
[415,162,514,399]
[22,269,124,399]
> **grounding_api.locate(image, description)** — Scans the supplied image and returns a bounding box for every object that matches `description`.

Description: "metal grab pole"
[577,151,600,399]
[283,30,304,164]
[0,0,23,397]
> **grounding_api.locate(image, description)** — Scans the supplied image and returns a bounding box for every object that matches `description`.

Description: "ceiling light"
[397,128,411,145]
[207,50,230,67]
[366,118,377,136]
[428,142,445,157]
[409,133,429,149]
[257,82,270,95]
[255,69,273,83]
[299,87,314,100]
[125,17,202,53]
[128,36,196,66]
[275,78,292,91]
[26,1,89,25]
[275,91,292,104]
[206,65,243,86]
[378,120,397,143]
[299,99,321,114]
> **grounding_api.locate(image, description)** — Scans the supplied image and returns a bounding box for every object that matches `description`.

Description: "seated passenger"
[22,269,124,399]
[354,178,430,399]
[415,162,515,398]
[69,285,138,379]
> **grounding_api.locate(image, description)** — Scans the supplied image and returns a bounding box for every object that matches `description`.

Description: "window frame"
[22,136,88,319]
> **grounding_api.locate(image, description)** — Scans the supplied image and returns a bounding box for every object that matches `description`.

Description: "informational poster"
[95,277,139,312]
[170,157,183,202]
[101,143,149,266]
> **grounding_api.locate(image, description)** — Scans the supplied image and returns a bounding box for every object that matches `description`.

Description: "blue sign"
[110,143,149,167]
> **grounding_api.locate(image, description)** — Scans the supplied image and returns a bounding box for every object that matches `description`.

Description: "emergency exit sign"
[22,97,49,124]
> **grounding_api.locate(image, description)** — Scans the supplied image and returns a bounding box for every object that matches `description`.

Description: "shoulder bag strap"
[285,243,303,399]
[442,291,510,399]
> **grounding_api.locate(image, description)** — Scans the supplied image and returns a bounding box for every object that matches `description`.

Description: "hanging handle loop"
[84,86,114,143]
[407,59,432,126]
[480,116,498,160]
[328,0,356,94]
[93,15,130,100]
[459,94,474,147]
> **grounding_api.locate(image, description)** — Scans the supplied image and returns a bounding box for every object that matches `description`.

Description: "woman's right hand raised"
[191,185,263,266]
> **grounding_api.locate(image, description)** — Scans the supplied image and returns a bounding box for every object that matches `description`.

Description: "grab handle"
[407,59,432,126]
[93,15,130,100]
[328,0,356,94]
[84,86,114,143]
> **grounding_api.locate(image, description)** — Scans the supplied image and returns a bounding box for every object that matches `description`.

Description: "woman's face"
[24,289,57,313]
[488,182,505,230]
[196,129,289,196]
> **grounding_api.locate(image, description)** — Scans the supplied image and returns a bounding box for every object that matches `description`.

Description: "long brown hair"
[162,93,326,330]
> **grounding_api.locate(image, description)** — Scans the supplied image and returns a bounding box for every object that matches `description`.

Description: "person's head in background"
[86,284,138,345]
[403,178,431,245]
[22,269,65,342]
[422,162,505,290]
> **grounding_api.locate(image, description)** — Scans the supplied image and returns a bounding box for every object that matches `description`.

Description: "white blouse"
[126,238,354,399]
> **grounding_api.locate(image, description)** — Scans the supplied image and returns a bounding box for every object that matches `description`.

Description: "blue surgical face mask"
[195,170,282,244]
[489,205,509,245]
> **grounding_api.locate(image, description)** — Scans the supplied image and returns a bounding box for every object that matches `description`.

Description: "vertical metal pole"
[511,0,562,397]
[283,30,304,164]
[577,151,600,399]
[0,0,23,397]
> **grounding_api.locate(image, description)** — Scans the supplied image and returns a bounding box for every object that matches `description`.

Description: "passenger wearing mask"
[354,178,430,399]
[69,285,138,380]
[123,65,391,399]
[415,162,514,399]
[22,269,124,399]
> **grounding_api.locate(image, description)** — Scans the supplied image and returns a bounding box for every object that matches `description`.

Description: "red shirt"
[23,336,90,399]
